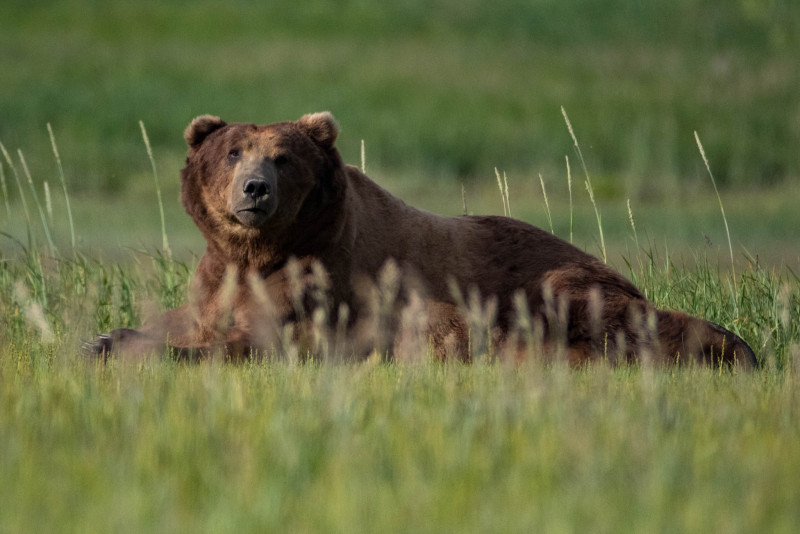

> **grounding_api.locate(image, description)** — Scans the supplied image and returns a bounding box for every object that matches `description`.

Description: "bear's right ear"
[184,115,227,149]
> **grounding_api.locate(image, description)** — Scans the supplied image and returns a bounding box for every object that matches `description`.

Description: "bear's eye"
[274,155,288,167]
[227,149,241,163]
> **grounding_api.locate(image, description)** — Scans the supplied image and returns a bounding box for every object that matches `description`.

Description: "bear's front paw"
[81,328,144,360]
[81,333,113,360]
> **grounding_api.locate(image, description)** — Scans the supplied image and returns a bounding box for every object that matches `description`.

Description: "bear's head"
[180,112,342,250]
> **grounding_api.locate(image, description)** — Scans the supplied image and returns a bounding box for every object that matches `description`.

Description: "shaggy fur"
[85,112,757,368]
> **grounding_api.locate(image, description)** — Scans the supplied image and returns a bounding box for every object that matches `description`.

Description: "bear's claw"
[81,333,112,359]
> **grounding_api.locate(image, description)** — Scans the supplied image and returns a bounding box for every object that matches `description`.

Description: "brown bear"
[84,112,757,368]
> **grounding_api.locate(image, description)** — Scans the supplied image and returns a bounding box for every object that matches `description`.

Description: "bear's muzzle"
[229,159,279,227]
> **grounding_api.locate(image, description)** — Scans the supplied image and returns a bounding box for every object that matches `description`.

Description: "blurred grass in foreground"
[2,353,800,532]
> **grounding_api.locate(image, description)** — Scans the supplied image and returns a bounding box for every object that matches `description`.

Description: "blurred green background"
[1,0,799,264]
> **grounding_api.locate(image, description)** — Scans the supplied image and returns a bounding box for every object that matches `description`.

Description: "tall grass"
[562,107,606,263]
[0,142,33,244]
[565,155,573,244]
[0,162,10,222]
[695,131,740,323]
[539,173,553,234]
[140,120,170,255]
[18,149,56,255]
[695,132,735,277]
[494,167,511,217]
[47,123,76,252]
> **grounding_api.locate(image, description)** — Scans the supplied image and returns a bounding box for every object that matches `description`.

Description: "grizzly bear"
[84,112,757,368]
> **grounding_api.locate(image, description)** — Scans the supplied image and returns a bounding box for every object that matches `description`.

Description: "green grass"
[1,0,799,193]
[2,354,800,532]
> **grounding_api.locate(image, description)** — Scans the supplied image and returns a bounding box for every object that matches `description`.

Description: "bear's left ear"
[296,111,339,149]
[184,115,227,149]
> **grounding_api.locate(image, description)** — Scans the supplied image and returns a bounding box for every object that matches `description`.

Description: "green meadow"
[2,0,799,192]
[2,1,800,532]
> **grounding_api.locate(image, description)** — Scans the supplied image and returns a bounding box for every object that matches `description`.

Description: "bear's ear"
[296,111,339,149]
[184,115,227,149]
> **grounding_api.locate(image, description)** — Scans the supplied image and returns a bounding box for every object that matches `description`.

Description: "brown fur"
[85,112,757,369]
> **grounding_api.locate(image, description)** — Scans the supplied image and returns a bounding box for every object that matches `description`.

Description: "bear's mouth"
[234,206,273,227]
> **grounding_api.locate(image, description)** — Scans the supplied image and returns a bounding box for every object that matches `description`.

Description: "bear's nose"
[243,179,270,200]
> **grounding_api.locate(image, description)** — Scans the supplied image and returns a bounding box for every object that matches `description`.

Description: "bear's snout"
[230,160,278,228]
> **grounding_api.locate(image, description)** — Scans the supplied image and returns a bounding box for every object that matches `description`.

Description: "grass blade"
[360,139,366,173]
[566,155,573,244]
[627,198,638,249]
[0,162,11,223]
[562,107,606,262]
[539,173,553,234]
[494,168,506,216]
[18,149,56,255]
[503,171,510,217]
[139,121,170,255]
[44,181,53,222]
[694,131,737,303]
[0,142,32,233]
[47,123,76,252]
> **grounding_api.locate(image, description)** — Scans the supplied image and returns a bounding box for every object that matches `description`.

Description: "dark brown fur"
[85,112,757,368]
